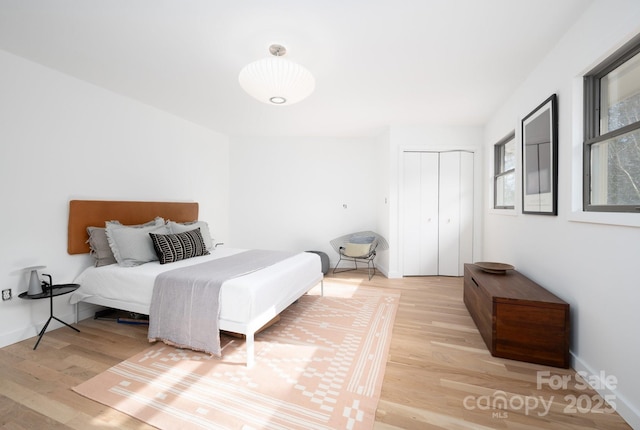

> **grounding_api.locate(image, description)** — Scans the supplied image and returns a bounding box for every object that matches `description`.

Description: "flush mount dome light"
[239,44,315,106]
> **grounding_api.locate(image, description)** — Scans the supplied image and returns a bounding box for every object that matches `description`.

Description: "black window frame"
[583,34,640,213]
[494,131,516,210]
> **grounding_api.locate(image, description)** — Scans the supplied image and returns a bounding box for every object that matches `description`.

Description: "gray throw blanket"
[148,249,296,355]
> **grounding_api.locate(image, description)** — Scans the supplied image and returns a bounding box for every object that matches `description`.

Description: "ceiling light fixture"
[239,44,315,106]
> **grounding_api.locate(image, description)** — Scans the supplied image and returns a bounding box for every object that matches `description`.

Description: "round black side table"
[19,283,81,349]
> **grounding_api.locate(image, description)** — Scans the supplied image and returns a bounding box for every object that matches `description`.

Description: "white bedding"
[70,248,322,326]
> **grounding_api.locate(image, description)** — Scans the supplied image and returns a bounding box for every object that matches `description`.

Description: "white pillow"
[106,219,169,267]
[344,242,372,257]
[167,220,214,250]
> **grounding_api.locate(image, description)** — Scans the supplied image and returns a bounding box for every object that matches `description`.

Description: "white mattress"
[70,248,322,325]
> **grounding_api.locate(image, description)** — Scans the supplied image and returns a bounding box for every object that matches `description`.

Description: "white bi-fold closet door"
[403,151,473,276]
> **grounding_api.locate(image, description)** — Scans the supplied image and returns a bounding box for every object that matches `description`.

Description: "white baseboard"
[0,310,78,349]
[571,352,639,429]
[0,326,35,349]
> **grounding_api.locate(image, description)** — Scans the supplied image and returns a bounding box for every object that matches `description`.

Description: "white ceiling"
[0,0,592,137]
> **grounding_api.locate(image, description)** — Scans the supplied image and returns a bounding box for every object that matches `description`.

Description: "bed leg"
[246,332,255,368]
[321,279,324,296]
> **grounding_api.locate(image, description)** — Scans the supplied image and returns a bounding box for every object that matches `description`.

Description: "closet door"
[438,152,461,276]
[403,150,473,277]
[438,151,473,276]
[403,152,439,276]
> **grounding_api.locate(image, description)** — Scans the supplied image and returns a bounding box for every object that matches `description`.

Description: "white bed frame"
[74,274,323,367]
[67,200,323,367]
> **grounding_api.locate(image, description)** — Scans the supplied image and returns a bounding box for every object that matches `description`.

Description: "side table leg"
[33,316,53,350]
[33,317,81,350]
[53,316,80,333]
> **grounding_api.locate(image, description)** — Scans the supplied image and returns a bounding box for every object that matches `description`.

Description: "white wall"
[228,126,484,280]
[228,136,380,269]
[483,1,640,427]
[228,128,484,279]
[0,50,230,348]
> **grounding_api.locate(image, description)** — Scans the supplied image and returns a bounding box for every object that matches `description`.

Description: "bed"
[67,200,323,367]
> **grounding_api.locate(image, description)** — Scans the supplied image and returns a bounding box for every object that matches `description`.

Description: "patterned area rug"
[73,285,400,429]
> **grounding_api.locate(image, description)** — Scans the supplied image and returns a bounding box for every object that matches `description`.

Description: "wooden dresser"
[463,263,570,368]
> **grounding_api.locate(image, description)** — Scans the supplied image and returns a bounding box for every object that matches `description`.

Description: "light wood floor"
[0,272,632,429]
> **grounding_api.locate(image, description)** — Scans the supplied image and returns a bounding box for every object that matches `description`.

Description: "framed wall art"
[522,94,558,215]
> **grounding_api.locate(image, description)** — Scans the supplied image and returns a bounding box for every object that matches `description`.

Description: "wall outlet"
[2,289,11,301]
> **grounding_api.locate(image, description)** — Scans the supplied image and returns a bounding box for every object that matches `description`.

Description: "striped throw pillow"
[149,228,209,264]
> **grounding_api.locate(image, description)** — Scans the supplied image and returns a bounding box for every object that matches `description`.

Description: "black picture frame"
[522,94,558,215]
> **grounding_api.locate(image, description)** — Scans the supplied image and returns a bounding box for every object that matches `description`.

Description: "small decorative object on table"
[24,265,47,295]
[473,261,514,274]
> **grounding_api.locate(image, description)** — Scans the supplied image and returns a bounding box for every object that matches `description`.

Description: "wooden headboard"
[68,200,199,254]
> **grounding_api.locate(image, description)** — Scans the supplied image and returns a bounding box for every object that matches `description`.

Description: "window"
[494,132,516,209]
[584,35,640,212]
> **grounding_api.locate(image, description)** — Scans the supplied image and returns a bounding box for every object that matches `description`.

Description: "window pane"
[494,134,515,209]
[503,139,516,171]
[600,51,640,134]
[590,128,640,205]
[496,172,515,207]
